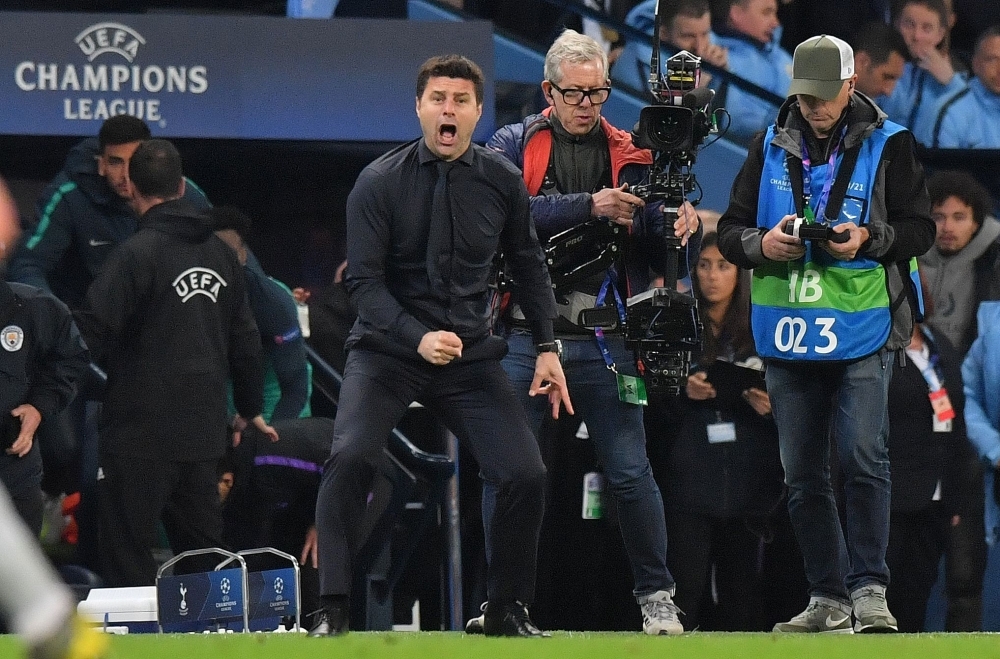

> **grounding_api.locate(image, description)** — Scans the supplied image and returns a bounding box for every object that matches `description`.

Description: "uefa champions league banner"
[0,12,496,141]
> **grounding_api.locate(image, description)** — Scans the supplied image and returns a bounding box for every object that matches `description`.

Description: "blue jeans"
[483,332,673,599]
[765,351,893,603]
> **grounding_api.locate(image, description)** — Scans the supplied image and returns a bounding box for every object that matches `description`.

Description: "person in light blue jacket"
[711,0,792,143]
[613,0,729,96]
[878,0,968,145]
[962,301,1000,547]
[931,27,1000,148]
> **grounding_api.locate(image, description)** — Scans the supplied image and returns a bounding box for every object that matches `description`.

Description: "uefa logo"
[13,19,209,127]
[75,23,146,63]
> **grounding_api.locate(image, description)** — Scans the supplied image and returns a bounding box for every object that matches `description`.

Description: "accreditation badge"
[616,373,648,406]
[929,388,956,423]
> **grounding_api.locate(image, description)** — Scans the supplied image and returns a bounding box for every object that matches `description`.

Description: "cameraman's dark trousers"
[316,347,546,606]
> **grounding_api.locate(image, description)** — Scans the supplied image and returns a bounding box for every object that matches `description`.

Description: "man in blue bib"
[717,34,935,633]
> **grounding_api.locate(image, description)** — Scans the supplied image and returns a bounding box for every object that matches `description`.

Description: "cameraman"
[716,35,935,633]
[483,29,700,635]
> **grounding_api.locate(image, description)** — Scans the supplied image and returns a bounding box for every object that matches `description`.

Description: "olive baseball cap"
[787,35,855,100]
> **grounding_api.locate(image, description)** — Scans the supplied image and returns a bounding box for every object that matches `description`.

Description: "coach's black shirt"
[345,139,556,357]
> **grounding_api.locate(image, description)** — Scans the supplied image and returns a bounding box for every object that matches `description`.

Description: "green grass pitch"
[3,631,1000,659]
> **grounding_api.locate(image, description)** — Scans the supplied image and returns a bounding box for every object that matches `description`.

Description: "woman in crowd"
[658,232,803,630]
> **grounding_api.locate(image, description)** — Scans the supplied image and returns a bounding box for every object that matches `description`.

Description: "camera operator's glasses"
[548,82,612,106]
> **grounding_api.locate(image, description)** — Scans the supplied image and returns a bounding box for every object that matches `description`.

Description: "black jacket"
[888,328,978,515]
[0,281,90,442]
[663,358,784,518]
[75,199,263,461]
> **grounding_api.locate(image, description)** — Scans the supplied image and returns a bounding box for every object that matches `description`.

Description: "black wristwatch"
[535,340,562,358]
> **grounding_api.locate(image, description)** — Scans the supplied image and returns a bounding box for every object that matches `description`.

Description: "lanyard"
[594,267,627,372]
[800,123,847,223]
[905,340,943,392]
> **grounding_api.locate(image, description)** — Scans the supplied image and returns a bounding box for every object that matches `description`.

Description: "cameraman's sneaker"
[773,597,853,633]
[851,585,898,633]
[638,590,683,635]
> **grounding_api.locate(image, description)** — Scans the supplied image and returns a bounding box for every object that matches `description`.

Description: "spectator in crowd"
[918,170,1000,629]
[920,170,1000,355]
[664,233,787,631]
[0,176,106,659]
[711,0,792,142]
[308,55,571,638]
[211,206,311,423]
[74,139,276,587]
[850,21,909,99]
[880,0,968,145]
[580,0,627,64]
[482,29,700,637]
[963,301,1000,553]
[930,27,1000,148]
[614,0,730,94]
[717,34,935,633]
[885,279,982,632]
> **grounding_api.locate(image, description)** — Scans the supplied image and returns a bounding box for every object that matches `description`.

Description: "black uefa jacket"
[75,198,263,461]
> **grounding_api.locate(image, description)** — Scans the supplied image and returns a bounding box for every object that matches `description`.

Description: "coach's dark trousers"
[317,347,546,606]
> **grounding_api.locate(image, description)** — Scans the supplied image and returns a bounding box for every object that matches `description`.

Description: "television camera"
[576,5,728,395]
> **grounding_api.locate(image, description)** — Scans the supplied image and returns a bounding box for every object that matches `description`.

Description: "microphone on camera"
[681,87,715,110]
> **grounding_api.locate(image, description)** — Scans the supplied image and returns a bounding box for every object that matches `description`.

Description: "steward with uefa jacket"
[78,198,263,461]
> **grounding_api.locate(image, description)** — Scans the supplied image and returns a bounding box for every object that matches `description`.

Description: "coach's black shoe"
[307,604,349,637]
[483,602,550,637]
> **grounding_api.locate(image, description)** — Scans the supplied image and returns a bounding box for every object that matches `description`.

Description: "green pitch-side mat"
[3,631,1000,659]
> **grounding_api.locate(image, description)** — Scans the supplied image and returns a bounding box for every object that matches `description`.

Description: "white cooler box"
[78,586,158,633]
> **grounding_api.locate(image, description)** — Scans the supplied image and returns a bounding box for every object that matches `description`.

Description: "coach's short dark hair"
[416,54,485,105]
[97,114,151,153]
[129,139,183,199]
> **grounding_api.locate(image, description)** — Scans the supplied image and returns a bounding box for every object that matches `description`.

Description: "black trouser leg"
[316,350,421,598]
[161,459,227,575]
[665,508,713,630]
[885,505,945,632]
[97,451,171,587]
[428,358,547,606]
[946,468,986,632]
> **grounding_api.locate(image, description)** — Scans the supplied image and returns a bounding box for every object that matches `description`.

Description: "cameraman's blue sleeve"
[487,122,594,236]
[529,193,594,236]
